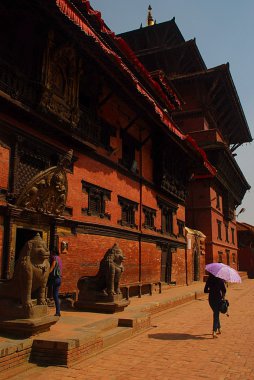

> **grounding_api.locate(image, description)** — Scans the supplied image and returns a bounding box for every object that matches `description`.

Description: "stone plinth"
[0,299,48,320]
[0,315,59,337]
[75,293,130,313]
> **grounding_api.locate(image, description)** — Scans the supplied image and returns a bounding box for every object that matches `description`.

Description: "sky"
[89,0,254,225]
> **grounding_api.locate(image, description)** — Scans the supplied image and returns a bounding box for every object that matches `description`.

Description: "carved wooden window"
[12,137,55,199]
[226,249,230,265]
[143,206,156,230]
[231,228,235,245]
[232,253,236,263]
[100,120,116,151]
[157,197,177,235]
[118,196,138,228]
[120,132,138,172]
[82,181,111,219]
[164,211,173,234]
[177,220,185,237]
[217,220,222,240]
[218,251,223,263]
[216,193,220,209]
[225,224,229,242]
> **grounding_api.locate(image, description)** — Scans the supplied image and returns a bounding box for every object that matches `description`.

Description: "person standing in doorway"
[49,248,62,317]
[204,273,226,338]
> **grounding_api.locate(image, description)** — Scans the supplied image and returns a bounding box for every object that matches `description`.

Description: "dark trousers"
[209,298,221,332]
[52,277,61,315]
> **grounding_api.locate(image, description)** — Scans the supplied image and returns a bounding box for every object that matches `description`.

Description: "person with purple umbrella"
[204,273,226,338]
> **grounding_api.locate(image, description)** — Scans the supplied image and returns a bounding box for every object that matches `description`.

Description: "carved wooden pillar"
[3,208,20,279]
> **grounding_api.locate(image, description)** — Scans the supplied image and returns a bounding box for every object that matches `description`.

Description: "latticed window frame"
[157,196,178,236]
[142,205,156,230]
[82,180,111,219]
[177,219,185,237]
[218,251,223,263]
[118,196,138,228]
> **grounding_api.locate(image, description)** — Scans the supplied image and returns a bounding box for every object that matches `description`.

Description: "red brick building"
[237,222,254,278]
[0,1,216,299]
[120,8,252,272]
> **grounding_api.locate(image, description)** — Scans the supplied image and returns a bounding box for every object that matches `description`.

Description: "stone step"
[101,326,132,348]
[75,317,119,333]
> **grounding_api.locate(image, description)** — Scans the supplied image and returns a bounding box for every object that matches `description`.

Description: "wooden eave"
[131,39,207,76]
[150,70,183,109]
[204,144,250,204]
[171,65,252,144]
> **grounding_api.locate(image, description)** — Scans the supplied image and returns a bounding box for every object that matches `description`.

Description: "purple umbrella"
[205,263,242,283]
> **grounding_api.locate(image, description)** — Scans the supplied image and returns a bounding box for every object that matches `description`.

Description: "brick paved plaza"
[5,278,254,380]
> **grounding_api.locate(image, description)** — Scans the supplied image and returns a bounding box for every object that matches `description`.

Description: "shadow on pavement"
[148,333,211,340]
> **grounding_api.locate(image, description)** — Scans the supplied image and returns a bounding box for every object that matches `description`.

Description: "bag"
[49,257,61,280]
[219,299,229,314]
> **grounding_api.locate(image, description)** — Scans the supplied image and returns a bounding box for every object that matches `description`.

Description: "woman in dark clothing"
[48,248,62,317]
[204,273,226,338]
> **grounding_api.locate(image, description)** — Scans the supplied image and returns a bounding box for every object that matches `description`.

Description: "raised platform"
[30,313,150,366]
[1,279,249,377]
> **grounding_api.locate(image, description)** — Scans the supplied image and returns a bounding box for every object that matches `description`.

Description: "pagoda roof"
[119,18,185,51]
[119,25,206,75]
[237,222,254,232]
[171,64,252,145]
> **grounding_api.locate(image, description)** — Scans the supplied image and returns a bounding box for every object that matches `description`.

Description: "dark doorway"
[15,228,42,262]
[161,247,172,283]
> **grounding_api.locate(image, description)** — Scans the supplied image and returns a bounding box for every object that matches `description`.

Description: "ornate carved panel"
[41,31,80,125]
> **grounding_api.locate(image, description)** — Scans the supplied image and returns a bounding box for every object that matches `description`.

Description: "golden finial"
[147,5,155,26]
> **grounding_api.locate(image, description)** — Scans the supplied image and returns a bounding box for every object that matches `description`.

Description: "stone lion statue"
[77,243,125,297]
[0,233,50,312]
[96,243,125,295]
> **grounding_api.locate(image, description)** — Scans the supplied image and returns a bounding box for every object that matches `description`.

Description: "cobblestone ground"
[10,279,254,380]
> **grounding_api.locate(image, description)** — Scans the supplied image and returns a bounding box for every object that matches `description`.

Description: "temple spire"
[147,5,155,26]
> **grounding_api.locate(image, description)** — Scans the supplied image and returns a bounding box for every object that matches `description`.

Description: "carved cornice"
[74,220,186,247]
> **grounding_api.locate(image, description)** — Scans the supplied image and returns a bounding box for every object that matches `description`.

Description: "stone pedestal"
[0,299,59,337]
[0,299,48,319]
[0,315,59,337]
[75,293,130,313]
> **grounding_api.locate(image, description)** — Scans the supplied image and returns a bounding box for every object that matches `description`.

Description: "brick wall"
[172,247,186,285]
[58,230,165,294]
[0,145,9,190]
[0,216,4,277]
[0,339,32,373]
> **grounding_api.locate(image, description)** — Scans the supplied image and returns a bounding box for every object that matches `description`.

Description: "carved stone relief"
[16,150,72,216]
